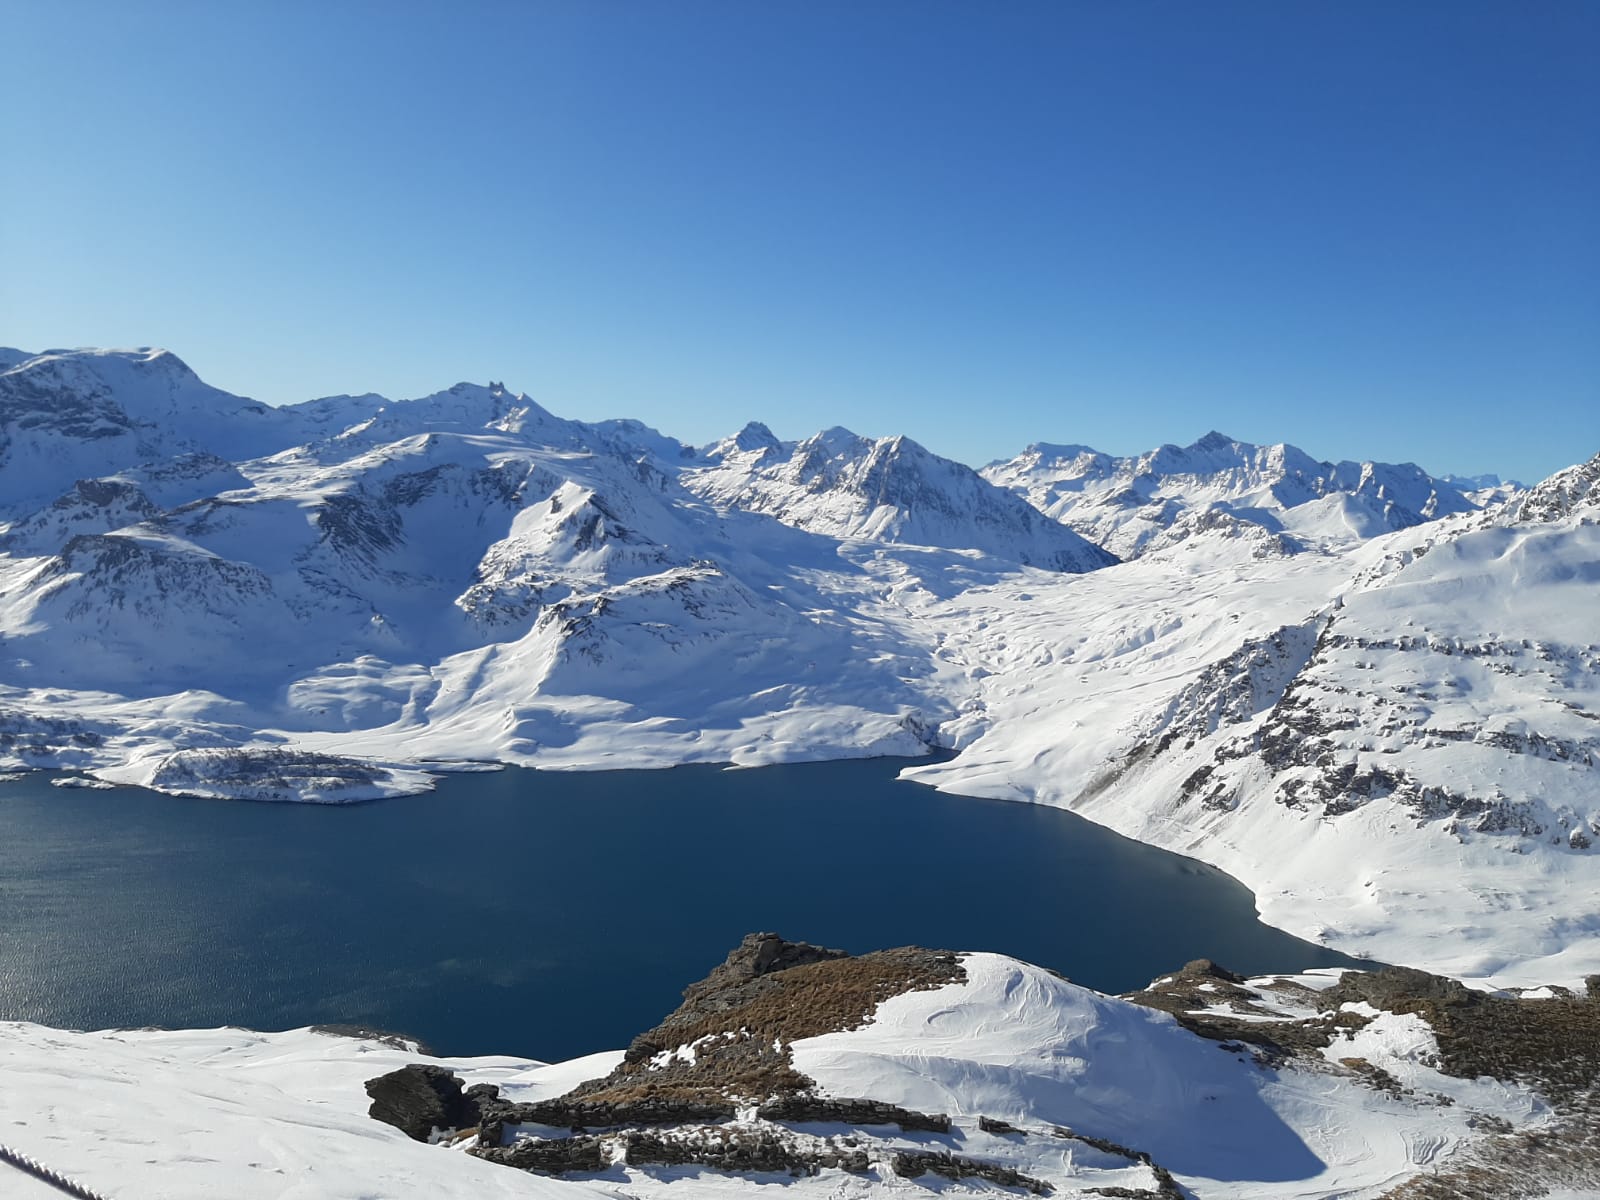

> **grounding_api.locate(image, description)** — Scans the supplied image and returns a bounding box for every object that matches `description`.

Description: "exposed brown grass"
[569,945,964,1106]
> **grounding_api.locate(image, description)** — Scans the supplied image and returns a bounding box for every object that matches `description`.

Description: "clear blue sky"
[3,1,1594,482]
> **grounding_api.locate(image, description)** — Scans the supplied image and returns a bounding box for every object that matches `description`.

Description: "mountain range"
[1,346,1596,994]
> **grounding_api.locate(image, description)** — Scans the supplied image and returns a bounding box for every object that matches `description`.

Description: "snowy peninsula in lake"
[1,344,1597,1000]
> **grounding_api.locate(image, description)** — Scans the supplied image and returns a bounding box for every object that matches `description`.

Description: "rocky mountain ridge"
[981,430,1484,559]
[681,423,1117,571]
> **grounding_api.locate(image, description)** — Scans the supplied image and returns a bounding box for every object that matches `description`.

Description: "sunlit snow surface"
[1,348,1597,989]
[0,955,1550,1199]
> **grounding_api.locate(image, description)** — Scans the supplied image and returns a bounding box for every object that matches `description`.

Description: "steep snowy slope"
[982,431,1477,558]
[683,423,1116,571]
[906,494,1600,989]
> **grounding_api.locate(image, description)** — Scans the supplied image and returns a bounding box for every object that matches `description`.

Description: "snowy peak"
[983,431,1478,558]
[2,346,273,434]
[684,425,1116,571]
[725,420,781,454]
[994,441,1106,472]
[1506,451,1600,524]
[1442,471,1519,490]
[0,347,301,512]
[325,381,570,449]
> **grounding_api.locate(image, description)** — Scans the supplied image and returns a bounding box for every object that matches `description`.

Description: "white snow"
[0,1023,584,1199]
[791,953,1545,1199]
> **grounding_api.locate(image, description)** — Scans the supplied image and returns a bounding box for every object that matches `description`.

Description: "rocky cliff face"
[1505,451,1600,524]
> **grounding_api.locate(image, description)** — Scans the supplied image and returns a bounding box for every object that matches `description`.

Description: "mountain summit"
[686,425,1117,572]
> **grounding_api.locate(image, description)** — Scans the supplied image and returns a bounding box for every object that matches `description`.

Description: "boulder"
[1321,966,1480,1013]
[364,1064,483,1141]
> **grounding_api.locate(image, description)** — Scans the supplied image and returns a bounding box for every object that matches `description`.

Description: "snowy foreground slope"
[1,347,1597,989]
[4,934,1595,1200]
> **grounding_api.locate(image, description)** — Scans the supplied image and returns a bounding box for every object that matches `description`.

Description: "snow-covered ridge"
[982,429,1483,559]
[1504,451,1600,524]
[682,423,1117,571]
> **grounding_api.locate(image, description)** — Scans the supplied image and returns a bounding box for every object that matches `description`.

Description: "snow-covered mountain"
[1,346,1596,995]
[682,422,1117,571]
[982,431,1480,559]
[0,348,1027,791]
[1505,451,1600,524]
[0,347,285,514]
[4,933,1594,1199]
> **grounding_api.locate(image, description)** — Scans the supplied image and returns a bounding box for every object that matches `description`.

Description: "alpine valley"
[2,347,1599,1198]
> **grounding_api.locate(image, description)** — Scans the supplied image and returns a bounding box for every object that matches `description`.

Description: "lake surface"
[0,757,1366,1061]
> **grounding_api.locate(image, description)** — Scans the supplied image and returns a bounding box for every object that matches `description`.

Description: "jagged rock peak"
[682,932,850,1005]
[1191,429,1238,452]
[730,421,779,451]
[1507,450,1600,524]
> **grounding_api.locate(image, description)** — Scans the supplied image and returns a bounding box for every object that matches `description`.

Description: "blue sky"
[3,1,1594,482]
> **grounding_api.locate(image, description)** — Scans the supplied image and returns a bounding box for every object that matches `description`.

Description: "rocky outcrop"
[890,1149,1053,1195]
[474,1089,737,1150]
[631,931,850,1061]
[451,933,966,1176]
[1321,966,1481,1013]
[755,1095,950,1133]
[619,1129,870,1176]
[364,1064,483,1142]
[475,1134,607,1174]
[565,934,963,1111]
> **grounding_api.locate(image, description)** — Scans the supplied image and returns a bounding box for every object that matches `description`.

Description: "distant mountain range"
[1,345,1595,993]
[980,431,1488,559]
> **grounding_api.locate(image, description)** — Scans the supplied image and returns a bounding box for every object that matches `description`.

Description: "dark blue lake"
[0,757,1364,1061]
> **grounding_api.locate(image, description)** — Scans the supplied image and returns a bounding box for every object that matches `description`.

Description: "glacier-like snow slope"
[0,953,1550,1200]
[981,430,1482,559]
[1,347,1596,989]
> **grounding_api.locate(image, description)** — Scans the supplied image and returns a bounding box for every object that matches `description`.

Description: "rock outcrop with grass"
[356,934,1600,1198]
